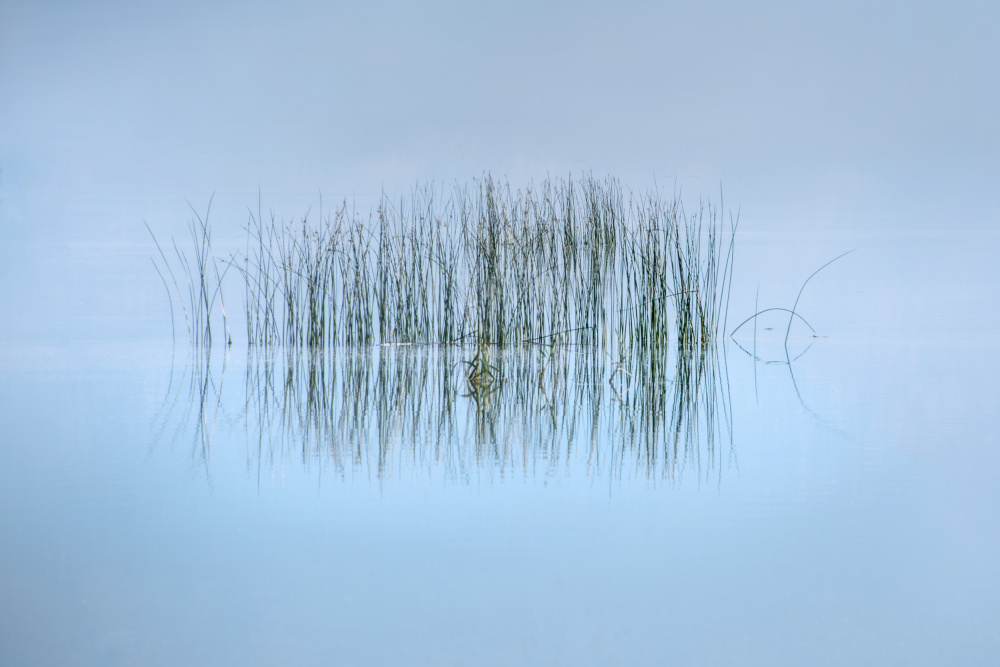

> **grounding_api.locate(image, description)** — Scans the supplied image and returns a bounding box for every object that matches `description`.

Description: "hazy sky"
[2,0,997,197]
[1,0,998,342]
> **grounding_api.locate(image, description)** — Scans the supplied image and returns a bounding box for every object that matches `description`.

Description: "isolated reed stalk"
[147,199,230,348]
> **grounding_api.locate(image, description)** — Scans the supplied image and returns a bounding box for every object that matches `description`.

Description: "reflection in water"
[728,249,854,418]
[160,340,732,485]
[152,346,230,473]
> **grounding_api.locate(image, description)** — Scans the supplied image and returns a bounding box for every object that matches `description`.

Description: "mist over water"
[2,1,999,665]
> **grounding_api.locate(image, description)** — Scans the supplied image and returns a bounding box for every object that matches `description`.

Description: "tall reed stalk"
[147,199,231,347]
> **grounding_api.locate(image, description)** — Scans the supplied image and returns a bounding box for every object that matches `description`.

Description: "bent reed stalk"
[147,198,232,348]
[157,175,737,359]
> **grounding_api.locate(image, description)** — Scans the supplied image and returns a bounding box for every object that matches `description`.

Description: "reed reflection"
[161,339,732,485]
[151,345,229,473]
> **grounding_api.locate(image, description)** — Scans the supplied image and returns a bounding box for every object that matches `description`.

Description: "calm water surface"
[1,223,997,666]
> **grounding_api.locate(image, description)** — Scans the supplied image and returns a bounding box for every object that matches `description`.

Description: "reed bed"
[217,175,737,358]
[150,176,742,481]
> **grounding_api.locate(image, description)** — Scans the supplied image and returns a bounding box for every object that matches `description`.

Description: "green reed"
[148,199,231,348]
[159,175,736,360]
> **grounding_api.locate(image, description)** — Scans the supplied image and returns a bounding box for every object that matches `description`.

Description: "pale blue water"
[1,224,997,665]
[3,1,1000,664]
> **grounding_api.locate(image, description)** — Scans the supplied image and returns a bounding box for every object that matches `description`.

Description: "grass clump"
[149,175,745,483]
[195,174,737,360]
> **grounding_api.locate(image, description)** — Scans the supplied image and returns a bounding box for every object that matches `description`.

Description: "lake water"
[3,2,1000,665]
[2,218,997,665]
